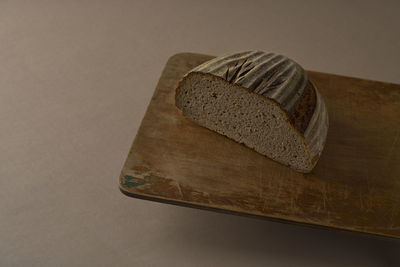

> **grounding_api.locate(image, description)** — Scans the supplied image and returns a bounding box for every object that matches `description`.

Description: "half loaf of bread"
[175,51,328,173]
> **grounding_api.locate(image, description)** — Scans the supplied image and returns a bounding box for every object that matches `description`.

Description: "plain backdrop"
[1,1,399,266]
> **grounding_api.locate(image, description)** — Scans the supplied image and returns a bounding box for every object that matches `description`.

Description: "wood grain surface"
[120,53,400,238]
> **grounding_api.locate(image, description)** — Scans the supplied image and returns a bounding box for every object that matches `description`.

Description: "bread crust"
[174,51,329,172]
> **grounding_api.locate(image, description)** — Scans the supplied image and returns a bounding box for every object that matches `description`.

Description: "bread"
[175,51,329,173]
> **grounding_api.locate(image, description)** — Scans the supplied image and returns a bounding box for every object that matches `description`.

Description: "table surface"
[121,53,400,239]
[1,1,400,266]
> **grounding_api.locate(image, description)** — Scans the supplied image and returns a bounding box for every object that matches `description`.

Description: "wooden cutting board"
[120,52,400,239]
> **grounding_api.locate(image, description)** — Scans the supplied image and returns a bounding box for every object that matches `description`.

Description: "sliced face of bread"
[175,51,329,173]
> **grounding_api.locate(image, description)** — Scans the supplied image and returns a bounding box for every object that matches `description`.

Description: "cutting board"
[120,53,400,239]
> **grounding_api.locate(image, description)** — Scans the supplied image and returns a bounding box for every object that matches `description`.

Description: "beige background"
[1,1,400,266]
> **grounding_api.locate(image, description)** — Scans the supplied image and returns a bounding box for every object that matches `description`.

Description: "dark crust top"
[191,51,309,115]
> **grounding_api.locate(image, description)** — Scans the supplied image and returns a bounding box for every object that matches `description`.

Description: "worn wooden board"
[120,53,400,238]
